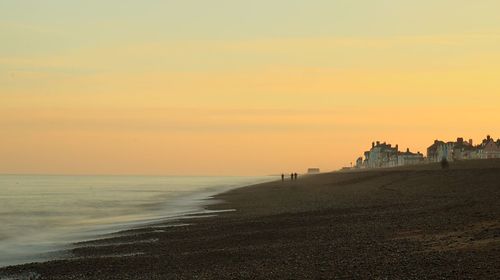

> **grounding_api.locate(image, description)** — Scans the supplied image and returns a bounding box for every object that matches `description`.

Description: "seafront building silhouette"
[354,135,500,169]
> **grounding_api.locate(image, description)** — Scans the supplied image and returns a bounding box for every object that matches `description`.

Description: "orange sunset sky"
[1,1,500,175]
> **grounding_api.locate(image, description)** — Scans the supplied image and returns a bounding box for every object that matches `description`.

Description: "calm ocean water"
[0,175,273,267]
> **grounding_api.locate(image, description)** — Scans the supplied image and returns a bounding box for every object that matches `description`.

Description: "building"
[397,148,424,166]
[307,168,320,174]
[354,142,423,169]
[362,151,370,168]
[427,136,500,162]
[427,137,474,162]
[427,140,454,162]
[365,141,399,168]
[478,135,500,159]
[453,138,476,160]
[352,135,499,171]
[367,141,398,168]
[355,157,363,168]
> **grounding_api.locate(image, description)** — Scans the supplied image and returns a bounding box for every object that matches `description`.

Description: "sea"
[0,174,274,267]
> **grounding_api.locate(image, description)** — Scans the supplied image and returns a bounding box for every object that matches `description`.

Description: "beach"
[1,159,500,279]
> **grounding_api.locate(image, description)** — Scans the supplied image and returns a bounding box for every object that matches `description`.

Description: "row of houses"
[427,135,500,162]
[355,141,424,169]
[354,135,500,169]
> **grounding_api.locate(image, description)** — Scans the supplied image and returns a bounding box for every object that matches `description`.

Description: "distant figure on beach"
[281,174,285,182]
[290,173,294,180]
[441,158,449,169]
[294,173,298,180]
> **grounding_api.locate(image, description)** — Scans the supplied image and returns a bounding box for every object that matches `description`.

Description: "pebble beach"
[1,159,500,279]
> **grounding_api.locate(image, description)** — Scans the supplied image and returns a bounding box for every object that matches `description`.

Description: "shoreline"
[1,160,500,279]
[0,176,275,269]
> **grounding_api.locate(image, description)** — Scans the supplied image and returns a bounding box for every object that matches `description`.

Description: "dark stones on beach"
[2,160,500,279]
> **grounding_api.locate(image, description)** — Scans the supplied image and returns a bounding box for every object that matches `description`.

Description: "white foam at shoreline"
[0,175,275,268]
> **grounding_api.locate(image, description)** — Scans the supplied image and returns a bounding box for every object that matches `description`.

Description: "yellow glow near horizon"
[1,1,500,175]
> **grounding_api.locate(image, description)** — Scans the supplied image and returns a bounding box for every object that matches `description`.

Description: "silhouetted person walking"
[290,173,294,181]
[294,173,298,180]
[281,174,285,182]
[441,158,449,169]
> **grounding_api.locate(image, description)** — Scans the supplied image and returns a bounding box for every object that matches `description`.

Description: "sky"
[1,0,500,175]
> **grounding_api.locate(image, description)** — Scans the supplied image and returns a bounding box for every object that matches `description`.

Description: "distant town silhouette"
[353,135,500,169]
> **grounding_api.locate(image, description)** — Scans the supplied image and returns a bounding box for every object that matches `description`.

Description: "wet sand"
[1,159,500,279]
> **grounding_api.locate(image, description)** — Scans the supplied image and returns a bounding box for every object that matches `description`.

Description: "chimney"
[372,142,375,148]
[376,141,380,146]
[396,144,399,151]
[469,139,473,146]
[457,137,463,143]
[406,148,410,153]
[487,135,491,141]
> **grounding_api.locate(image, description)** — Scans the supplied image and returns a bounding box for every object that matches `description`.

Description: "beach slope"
[1,160,500,279]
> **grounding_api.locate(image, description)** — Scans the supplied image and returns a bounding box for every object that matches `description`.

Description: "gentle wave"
[0,175,274,267]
